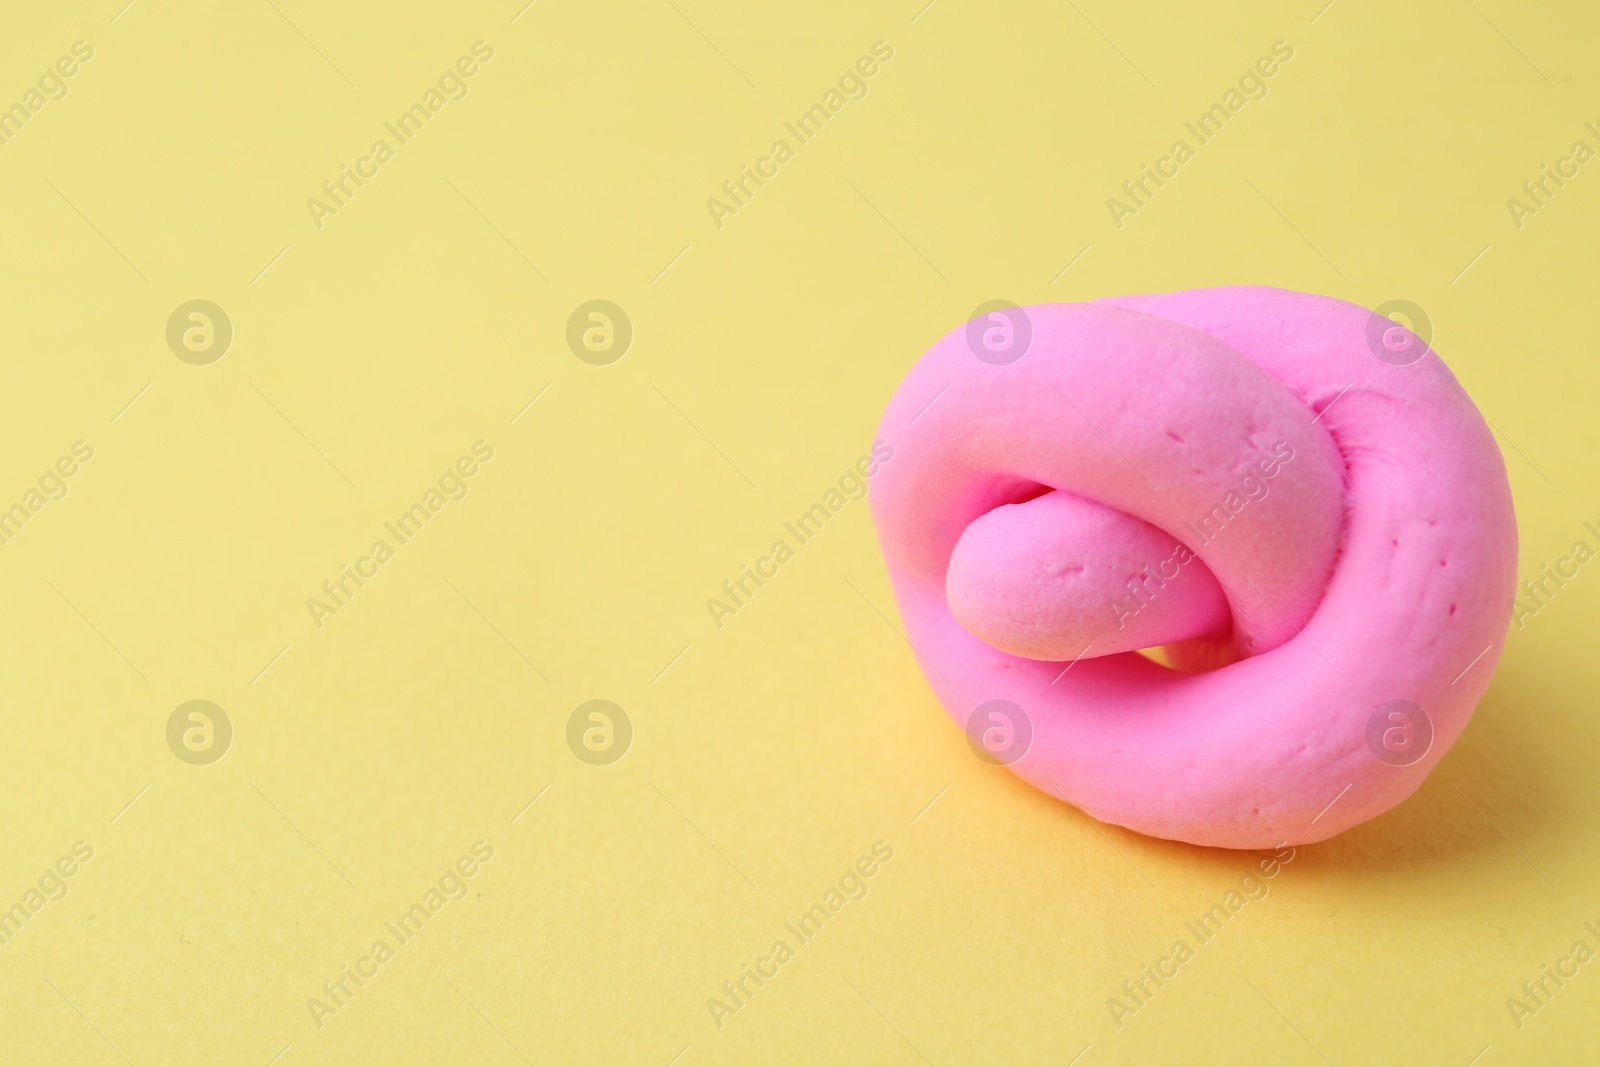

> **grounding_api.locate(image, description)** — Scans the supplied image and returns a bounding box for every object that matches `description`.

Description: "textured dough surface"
[869,286,1517,848]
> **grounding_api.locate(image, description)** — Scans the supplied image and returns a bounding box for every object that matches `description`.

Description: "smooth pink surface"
[869,286,1517,848]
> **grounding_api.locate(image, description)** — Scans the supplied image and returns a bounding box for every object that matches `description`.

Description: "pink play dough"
[869,286,1517,848]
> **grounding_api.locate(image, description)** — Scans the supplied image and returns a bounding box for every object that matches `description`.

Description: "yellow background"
[1,0,1595,1063]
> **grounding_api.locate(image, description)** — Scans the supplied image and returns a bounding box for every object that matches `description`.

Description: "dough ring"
[869,286,1516,848]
